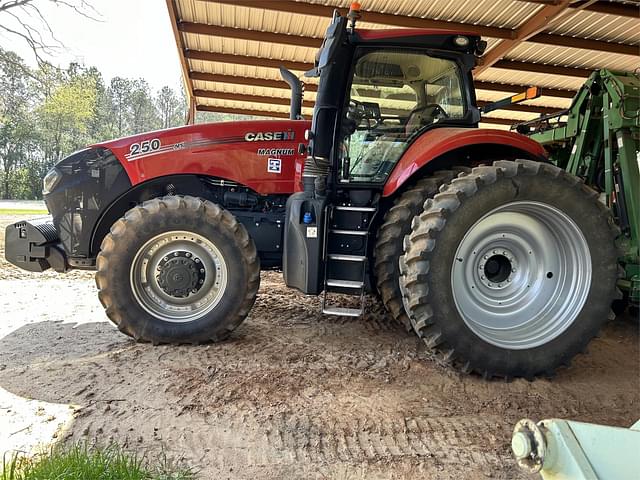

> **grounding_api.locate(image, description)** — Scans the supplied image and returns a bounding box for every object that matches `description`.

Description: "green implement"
[516,69,640,307]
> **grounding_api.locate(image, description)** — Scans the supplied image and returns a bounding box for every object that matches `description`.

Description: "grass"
[1,444,195,480]
[0,209,48,216]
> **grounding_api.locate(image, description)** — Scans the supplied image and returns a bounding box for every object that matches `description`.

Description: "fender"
[383,128,548,197]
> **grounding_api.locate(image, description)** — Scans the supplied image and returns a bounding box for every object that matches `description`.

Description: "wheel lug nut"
[200,268,205,273]
[484,255,488,260]
[481,275,486,280]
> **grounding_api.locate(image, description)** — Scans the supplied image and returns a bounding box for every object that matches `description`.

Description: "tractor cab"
[304,7,484,188]
[282,6,486,311]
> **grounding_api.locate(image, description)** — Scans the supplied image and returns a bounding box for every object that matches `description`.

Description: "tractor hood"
[92,119,311,195]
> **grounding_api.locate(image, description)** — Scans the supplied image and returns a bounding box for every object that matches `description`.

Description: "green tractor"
[516,69,640,314]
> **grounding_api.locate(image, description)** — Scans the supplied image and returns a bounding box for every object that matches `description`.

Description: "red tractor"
[6,8,619,379]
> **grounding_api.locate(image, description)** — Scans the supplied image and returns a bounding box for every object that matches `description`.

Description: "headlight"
[43,167,62,195]
[454,36,470,47]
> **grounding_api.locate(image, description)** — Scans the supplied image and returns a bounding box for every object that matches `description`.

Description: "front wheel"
[95,196,260,344]
[400,160,620,379]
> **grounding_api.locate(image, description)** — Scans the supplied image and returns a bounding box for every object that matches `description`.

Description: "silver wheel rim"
[451,201,591,349]
[130,231,228,323]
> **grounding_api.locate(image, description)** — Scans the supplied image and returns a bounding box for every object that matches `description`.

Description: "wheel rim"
[451,201,591,349]
[130,231,228,323]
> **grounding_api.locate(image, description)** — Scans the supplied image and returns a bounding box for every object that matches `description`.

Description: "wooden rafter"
[201,0,638,55]
[189,72,576,99]
[194,90,560,116]
[166,0,196,123]
[475,0,574,74]
[184,50,594,80]
[197,104,521,127]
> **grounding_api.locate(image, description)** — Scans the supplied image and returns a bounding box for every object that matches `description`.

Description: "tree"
[0,49,37,198]
[0,47,187,199]
[0,0,100,67]
[130,79,160,133]
[106,76,132,138]
[37,66,97,165]
[156,85,184,129]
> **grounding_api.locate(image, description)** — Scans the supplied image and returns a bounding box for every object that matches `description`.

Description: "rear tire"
[95,195,260,344]
[400,160,620,379]
[374,170,459,329]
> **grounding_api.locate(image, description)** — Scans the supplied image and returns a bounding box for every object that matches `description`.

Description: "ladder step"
[327,254,366,262]
[329,229,368,236]
[326,279,364,289]
[334,205,376,212]
[322,306,363,317]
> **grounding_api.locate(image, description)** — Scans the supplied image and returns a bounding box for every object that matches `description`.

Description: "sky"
[2,0,184,93]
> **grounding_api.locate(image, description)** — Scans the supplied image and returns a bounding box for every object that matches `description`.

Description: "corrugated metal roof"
[169,0,640,125]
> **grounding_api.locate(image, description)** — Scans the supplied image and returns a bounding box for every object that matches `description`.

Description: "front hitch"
[5,217,68,273]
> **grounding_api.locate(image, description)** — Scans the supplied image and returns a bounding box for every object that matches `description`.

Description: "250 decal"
[129,138,161,157]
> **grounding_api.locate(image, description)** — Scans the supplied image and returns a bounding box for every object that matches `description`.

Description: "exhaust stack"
[279,67,303,120]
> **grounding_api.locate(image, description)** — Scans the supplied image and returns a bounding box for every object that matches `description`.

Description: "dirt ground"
[0,213,638,479]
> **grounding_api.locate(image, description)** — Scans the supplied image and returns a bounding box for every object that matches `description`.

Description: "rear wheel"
[374,170,459,329]
[400,160,620,379]
[96,195,260,344]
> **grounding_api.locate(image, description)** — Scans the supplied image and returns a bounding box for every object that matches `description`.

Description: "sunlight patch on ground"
[0,386,75,458]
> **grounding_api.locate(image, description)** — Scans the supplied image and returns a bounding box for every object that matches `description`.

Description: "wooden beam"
[571,0,640,18]
[520,0,639,17]
[190,72,574,99]
[493,59,593,77]
[476,100,558,115]
[190,71,319,92]
[194,86,559,116]
[196,104,530,127]
[476,0,573,74]
[479,117,521,126]
[475,80,576,98]
[202,0,512,39]
[184,50,313,71]
[194,89,316,108]
[185,49,593,81]
[201,0,637,54]
[178,21,321,48]
[530,33,639,56]
[196,105,312,120]
[166,0,195,124]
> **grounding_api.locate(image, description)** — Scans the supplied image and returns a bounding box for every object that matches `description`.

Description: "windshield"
[340,48,466,183]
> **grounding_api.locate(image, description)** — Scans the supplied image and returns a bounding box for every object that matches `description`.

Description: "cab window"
[340,48,465,183]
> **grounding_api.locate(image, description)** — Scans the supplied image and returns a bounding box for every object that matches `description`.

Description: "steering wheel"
[418,103,449,120]
[348,99,382,127]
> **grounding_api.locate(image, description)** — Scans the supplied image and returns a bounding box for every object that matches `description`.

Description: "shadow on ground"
[1,273,638,480]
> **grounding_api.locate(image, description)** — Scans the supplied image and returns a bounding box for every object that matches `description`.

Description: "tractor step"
[334,205,376,212]
[321,203,379,319]
[321,306,363,317]
[329,229,368,236]
[327,254,366,262]
[326,279,364,288]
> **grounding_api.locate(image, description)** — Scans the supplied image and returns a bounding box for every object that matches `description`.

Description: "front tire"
[400,160,620,379]
[95,195,260,344]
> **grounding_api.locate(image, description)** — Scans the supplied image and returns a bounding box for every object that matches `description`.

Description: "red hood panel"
[93,119,311,195]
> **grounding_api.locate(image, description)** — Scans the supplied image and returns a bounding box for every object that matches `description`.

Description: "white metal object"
[512,418,640,479]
